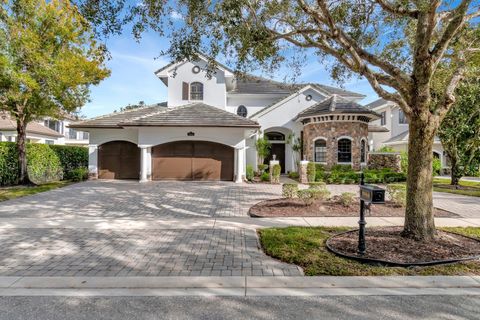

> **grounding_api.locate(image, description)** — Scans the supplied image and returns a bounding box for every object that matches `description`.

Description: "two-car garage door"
[152,141,234,181]
[98,140,234,181]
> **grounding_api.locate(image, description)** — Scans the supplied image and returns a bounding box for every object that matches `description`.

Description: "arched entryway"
[264,131,286,173]
[151,141,234,181]
[98,141,140,179]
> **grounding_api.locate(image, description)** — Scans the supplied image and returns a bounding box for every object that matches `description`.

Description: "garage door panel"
[152,141,234,181]
[98,141,140,180]
[152,157,192,180]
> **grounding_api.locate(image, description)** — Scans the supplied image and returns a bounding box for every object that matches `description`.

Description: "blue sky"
[82,30,379,118]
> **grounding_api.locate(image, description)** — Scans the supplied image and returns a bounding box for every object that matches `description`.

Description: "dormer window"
[190,82,203,100]
[237,105,248,117]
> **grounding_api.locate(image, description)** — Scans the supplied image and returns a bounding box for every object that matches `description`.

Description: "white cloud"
[170,10,183,20]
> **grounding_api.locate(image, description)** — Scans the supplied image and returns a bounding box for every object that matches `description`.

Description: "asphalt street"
[0,295,478,320]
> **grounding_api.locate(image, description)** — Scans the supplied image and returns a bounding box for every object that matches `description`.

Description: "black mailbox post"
[358,174,385,255]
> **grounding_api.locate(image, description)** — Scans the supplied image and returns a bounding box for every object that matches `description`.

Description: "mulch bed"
[249,198,457,218]
[327,227,480,265]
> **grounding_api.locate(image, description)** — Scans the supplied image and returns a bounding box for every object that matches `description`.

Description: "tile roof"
[366,98,390,109]
[70,102,260,129]
[295,95,380,119]
[122,103,260,128]
[0,114,63,138]
[69,102,167,128]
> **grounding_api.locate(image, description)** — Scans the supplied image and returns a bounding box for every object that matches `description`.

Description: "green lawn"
[258,226,480,276]
[0,181,73,202]
[433,178,480,197]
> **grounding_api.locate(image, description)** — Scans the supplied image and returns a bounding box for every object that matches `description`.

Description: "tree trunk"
[450,157,462,186]
[16,116,30,185]
[403,118,436,241]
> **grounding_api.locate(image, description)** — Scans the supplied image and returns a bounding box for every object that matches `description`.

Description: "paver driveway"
[0,180,283,219]
[0,181,302,277]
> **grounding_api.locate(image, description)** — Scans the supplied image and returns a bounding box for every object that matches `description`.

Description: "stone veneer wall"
[302,121,369,170]
[367,152,402,172]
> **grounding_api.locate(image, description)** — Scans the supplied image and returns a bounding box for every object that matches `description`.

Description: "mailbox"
[360,185,385,204]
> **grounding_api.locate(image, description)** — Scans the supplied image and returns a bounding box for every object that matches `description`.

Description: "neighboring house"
[0,112,63,144]
[0,112,89,146]
[366,98,448,168]
[70,55,381,182]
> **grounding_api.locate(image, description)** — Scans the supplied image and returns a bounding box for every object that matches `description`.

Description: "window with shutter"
[182,82,189,100]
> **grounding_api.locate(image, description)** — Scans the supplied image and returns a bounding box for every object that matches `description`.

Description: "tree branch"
[374,0,419,18]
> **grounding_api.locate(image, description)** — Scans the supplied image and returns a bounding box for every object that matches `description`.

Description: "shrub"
[282,183,298,198]
[307,162,316,182]
[308,181,327,189]
[432,157,442,176]
[331,164,354,172]
[70,167,89,182]
[271,164,281,184]
[315,163,325,172]
[0,142,19,186]
[387,183,407,207]
[339,192,356,207]
[246,164,254,181]
[26,144,63,184]
[298,189,315,206]
[288,171,299,180]
[0,142,89,186]
[50,145,88,180]
[400,151,408,173]
[261,172,270,182]
[378,146,395,152]
[258,164,268,174]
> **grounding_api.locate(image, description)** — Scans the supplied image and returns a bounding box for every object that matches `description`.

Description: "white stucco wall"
[226,94,285,118]
[166,60,228,108]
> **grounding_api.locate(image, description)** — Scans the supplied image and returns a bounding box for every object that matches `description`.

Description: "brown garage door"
[152,141,234,181]
[98,141,140,179]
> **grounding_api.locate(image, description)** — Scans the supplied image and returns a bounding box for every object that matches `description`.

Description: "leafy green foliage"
[0,0,109,183]
[246,164,254,181]
[306,162,316,183]
[0,142,19,186]
[271,164,281,184]
[378,146,396,153]
[288,171,299,180]
[49,145,88,180]
[25,144,63,184]
[432,157,442,176]
[338,192,356,207]
[70,167,89,182]
[260,172,270,182]
[282,183,298,199]
[0,142,88,186]
[439,79,480,184]
[0,181,72,202]
[387,184,407,207]
[255,136,271,165]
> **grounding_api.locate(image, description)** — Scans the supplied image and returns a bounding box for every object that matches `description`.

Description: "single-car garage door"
[152,141,234,181]
[98,141,140,179]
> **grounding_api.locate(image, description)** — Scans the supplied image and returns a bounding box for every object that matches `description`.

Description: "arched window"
[314,139,327,163]
[265,132,285,141]
[190,82,203,100]
[338,138,352,163]
[237,105,248,117]
[360,139,366,163]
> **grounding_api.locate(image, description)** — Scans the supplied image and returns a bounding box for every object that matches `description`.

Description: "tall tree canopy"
[439,78,480,185]
[0,0,110,184]
[71,0,480,240]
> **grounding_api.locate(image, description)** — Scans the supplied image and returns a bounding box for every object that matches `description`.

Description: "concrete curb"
[0,276,479,296]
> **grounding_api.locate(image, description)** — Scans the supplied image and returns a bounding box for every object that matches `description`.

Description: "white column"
[88,144,98,179]
[140,146,148,182]
[235,147,244,183]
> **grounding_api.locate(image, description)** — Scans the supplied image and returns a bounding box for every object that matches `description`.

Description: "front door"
[265,143,286,173]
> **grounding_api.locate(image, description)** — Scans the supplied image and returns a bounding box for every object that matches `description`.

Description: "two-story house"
[0,112,89,146]
[367,98,448,168]
[70,55,381,182]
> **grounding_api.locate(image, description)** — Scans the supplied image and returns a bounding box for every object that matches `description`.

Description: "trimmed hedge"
[49,145,88,180]
[0,142,88,186]
[313,165,407,184]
